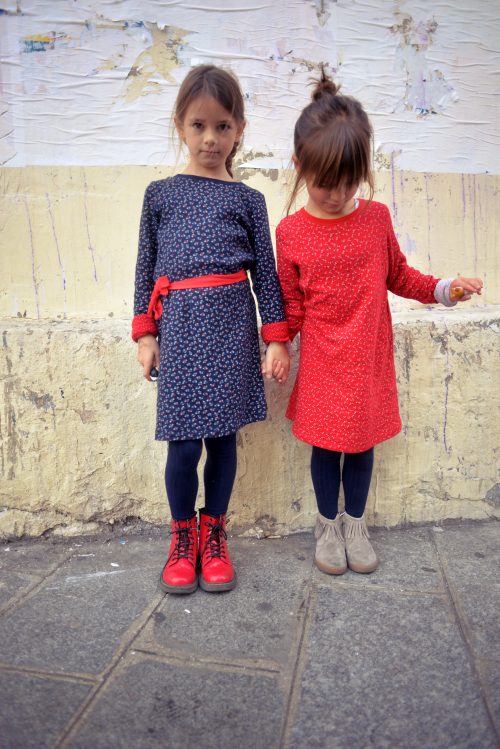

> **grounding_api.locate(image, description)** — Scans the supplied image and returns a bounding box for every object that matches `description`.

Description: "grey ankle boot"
[314,513,347,575]
[343,512,378,573]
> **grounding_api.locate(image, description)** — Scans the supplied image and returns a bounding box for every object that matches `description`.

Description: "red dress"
[276,200,439,453]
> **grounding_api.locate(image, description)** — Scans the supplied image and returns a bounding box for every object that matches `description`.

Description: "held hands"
[137,334,160,381]
[261,342,290,385]
[450,277,483,302]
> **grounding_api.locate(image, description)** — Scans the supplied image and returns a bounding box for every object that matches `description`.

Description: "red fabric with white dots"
[276,200,439,453]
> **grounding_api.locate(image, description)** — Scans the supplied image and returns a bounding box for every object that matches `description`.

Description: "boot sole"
[158,575,198,595]
[347,560,378,574]
[315,558,347,575]
[199,572,237,593]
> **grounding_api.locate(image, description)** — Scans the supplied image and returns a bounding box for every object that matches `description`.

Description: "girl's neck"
[182,163,234,182]
[305,196,359,220]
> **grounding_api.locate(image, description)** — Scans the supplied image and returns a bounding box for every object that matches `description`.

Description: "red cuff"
[132,314,158,342]
[260,321,290,344]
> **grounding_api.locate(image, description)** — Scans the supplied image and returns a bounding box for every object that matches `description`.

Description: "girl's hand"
[450,277,483,302]
[137,334,160,381]
[261,342,290,384]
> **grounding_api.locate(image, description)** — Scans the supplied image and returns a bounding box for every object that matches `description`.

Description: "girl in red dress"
[276,68,483,575]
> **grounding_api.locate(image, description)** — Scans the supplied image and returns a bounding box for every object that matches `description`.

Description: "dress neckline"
[300,199,366,225]
[175,173,240,185]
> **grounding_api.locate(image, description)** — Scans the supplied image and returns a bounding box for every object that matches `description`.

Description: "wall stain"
[391,12,457,117]
[485,483,500,507]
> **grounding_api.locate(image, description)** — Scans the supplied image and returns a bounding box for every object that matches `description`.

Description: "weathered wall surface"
[1,1,499,538]
[1,308,499,538]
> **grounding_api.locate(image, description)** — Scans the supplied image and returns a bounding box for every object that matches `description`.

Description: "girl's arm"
[248,193,290,382]
[276,224,305,340]
[385,213,438,304]
[132,183,160,342]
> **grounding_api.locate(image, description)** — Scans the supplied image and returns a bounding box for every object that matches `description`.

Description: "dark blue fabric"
[134,174,285,441]
[311,446,374,519]
[165,434,237,520]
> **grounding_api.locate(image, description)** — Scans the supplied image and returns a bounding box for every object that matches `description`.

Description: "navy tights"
[165,433,237,520]
[310,446,374,520]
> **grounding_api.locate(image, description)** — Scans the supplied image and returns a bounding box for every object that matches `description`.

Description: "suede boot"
[159,515,198,594]
[198,510,236,592]
[314,513,347,575]
[343,512,378,573]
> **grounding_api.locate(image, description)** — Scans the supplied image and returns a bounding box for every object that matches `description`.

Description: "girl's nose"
[330,187,345,200]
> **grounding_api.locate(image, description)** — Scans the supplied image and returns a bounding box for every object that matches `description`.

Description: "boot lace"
[168,526,195,564]
[202,520,228,562]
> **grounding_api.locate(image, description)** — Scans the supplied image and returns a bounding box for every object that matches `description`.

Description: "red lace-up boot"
[198,509,237,592]
[159,515,198,594]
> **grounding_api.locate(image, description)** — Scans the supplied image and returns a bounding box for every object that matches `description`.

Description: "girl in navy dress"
[132,65,290,594]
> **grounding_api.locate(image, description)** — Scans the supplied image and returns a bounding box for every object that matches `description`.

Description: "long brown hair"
[287,66,374,213]
[174,65,245,178]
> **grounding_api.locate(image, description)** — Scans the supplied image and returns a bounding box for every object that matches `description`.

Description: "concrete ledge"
[1,307,499,539]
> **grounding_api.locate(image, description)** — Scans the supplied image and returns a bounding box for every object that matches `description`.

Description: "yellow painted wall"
[1,168,498,320]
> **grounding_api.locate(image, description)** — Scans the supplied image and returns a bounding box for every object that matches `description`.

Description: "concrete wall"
[1,1,499,538]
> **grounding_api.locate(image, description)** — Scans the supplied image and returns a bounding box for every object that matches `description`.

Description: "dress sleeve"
[385,207,439,304]
[132,183,160,341]
[248,192,289,343]
[276,222,305,341]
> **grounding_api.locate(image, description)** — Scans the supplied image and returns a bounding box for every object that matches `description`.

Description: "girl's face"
[175,95,245,180]
[304,178,359,219]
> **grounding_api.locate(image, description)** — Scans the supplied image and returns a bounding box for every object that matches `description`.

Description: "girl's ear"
[292,154,300,170]
[236,119,246,140]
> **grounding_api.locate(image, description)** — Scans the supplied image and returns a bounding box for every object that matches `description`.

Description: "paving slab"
[0,569,39,612]
[67,657,283,749]
[0,540,164,675]
[139,535,313,665]
[434,523,500,659]
[0,539,71,572]
[313,526,444,593]
[0,671,91,749]
[481,661,500,734]
[289,585,497,749]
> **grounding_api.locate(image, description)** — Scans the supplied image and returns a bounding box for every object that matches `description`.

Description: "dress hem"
[289,421,402,453]
[155,414,267,442]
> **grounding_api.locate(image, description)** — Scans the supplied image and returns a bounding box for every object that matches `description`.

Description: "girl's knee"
[168,439,203,467]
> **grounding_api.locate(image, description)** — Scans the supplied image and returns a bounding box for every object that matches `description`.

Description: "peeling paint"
[0,1,497,171]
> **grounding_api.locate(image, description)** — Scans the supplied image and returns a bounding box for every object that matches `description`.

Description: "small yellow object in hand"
[450,286,465,301]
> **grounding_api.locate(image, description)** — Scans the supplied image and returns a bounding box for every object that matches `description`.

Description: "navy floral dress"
[133,174,286,441]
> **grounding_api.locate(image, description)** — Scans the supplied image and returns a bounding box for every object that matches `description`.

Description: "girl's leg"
[199,432,237,592]
[311,446,347,575]
[342,447,374,517]
[310,445,342,519]
[203,433,237,516]
[164,439,203,519]
[161,439,203,594]
[341,447,378,574]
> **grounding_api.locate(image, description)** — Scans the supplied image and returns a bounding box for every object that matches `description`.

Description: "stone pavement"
[0,521,498,749]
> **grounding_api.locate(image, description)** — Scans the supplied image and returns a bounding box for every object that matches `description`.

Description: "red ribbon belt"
[147,269,248,320]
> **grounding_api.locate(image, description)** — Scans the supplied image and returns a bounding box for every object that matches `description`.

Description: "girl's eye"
[218,123,231,131]
[192,122,203,129]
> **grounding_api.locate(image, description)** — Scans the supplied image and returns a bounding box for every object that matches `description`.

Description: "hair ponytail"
[287,66,374,214]
[311,64,340,101]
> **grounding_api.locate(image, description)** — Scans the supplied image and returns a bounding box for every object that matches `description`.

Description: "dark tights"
[165,433,237,520]
[310,445,374,520]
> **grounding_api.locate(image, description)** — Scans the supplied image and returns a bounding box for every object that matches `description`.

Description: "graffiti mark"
[21,32,70,54]
[46,194,67,318]
[82,170,98,283]
[23,198,40,319]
